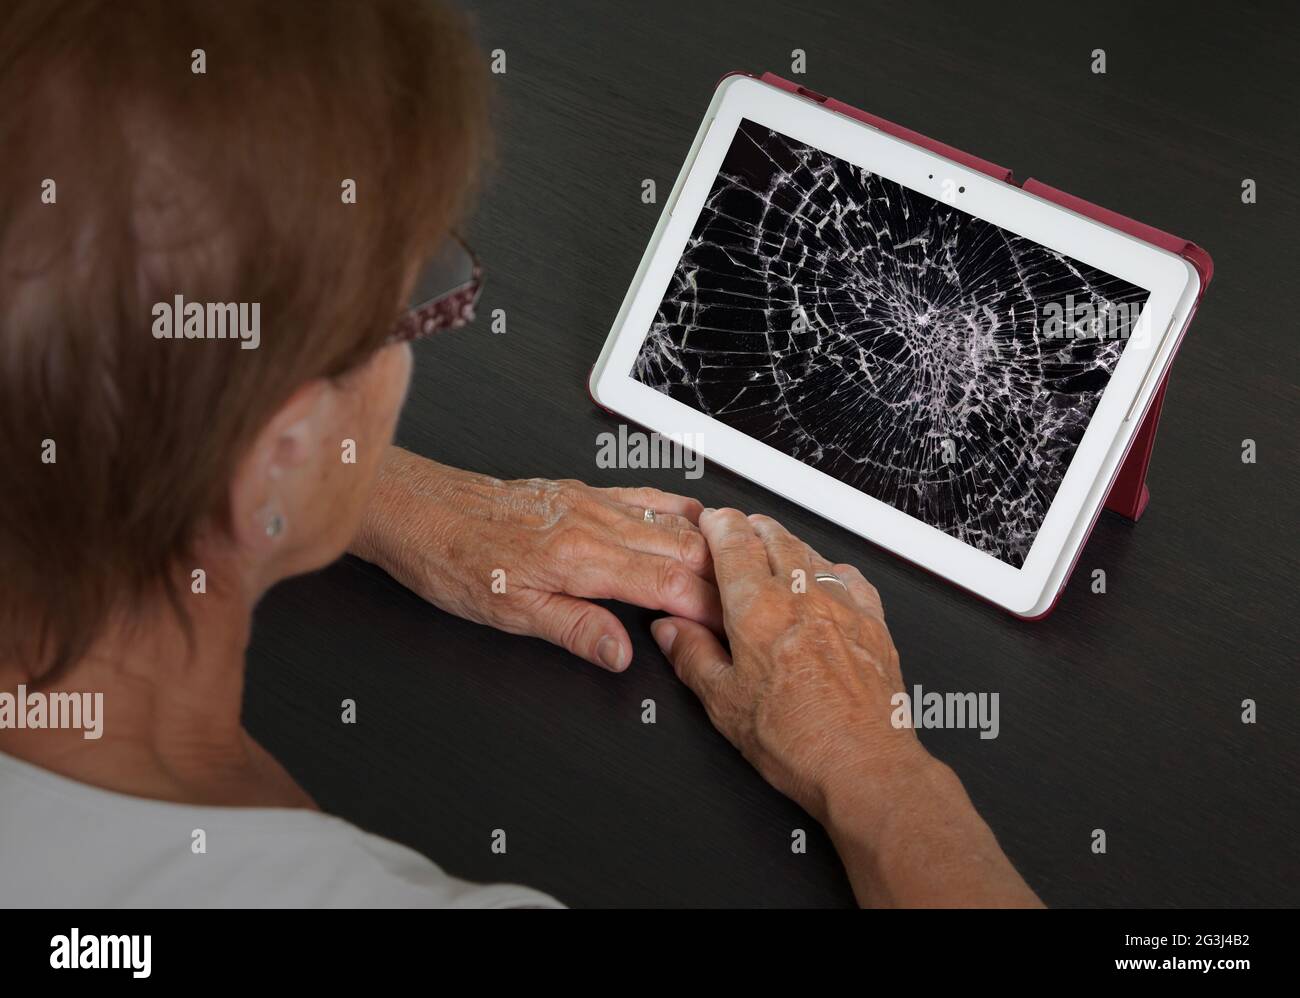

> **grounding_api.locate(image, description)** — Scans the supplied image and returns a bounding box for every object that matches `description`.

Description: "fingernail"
[650,620,678,655]
[596,635,625,671]
[700,507,716,519]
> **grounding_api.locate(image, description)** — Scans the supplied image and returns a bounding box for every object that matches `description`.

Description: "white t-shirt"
[0,751,561,908]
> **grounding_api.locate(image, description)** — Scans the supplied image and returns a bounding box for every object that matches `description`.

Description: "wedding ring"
[643,508,656,523]
[814,571,848,591]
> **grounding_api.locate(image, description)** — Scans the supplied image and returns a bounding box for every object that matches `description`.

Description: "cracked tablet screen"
[631,119,1151,567]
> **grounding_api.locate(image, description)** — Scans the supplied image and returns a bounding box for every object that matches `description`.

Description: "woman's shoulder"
[0,751,562,909]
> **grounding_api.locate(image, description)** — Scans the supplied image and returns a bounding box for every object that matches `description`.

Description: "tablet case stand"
[589,70,1214,613]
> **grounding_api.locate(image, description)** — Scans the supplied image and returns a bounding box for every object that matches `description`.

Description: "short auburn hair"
[0,0,489,679]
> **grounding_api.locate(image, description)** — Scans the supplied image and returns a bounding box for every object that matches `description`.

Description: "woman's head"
[0,0,489,678]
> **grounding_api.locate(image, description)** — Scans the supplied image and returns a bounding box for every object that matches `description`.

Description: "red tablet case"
[590,70,1214,618]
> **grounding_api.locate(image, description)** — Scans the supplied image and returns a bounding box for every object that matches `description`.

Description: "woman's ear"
[228,378,331,555]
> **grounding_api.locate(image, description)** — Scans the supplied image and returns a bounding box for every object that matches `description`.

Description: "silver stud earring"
[265,512,284,538]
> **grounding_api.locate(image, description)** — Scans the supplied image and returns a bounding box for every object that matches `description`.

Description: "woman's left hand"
[349,446,722,671]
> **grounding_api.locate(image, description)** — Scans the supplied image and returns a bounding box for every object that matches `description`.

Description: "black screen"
[631,119,1150,567]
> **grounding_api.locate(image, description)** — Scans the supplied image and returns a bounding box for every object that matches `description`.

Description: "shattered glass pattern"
[632,119,1150,567]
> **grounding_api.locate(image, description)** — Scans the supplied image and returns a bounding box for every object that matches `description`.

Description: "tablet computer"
[589,73,1205,617]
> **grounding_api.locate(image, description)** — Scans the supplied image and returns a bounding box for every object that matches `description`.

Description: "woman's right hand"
[649,507,927,822]
[651,507,1041,907]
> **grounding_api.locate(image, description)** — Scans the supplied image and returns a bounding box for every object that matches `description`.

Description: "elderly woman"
[0,0,1039,907]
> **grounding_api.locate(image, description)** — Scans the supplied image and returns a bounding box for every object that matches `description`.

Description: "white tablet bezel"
[591,75,1200,616]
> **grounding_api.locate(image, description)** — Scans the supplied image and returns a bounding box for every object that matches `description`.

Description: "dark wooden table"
[245,0,1300,907]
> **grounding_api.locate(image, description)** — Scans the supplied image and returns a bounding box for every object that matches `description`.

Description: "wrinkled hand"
[650,508,928,821]
[351,447,722,671]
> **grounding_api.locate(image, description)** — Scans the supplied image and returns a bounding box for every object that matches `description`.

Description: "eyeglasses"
[387,233,483,344]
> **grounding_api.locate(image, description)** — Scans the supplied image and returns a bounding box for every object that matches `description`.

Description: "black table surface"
[245,0,1300,907]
